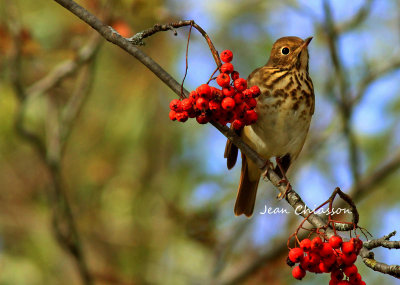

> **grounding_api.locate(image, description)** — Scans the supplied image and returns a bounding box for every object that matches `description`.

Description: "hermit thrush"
[224,36,314,217]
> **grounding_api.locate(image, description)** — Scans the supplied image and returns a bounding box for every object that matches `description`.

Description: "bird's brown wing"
[234,153,260,217]
[224,125,241,169]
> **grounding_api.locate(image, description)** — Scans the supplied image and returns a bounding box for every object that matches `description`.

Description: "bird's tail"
[234,153,260,217]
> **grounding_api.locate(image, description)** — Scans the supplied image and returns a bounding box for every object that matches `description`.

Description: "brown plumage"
[225,36,315,217]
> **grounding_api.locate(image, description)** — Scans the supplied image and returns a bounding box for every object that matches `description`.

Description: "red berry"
[244,110,258,125]
[221,97,236,111]
[343,264,358,278]
[318,261,331,273]
[247,98,257,109]
[292,265,306,280]
[250,85,261,97]
[196,113,209,124]
[188,109,196,118]
[197,84,212,99]
[234,78,247,91]
[232,119,245,130]
[169,99,182,111]
[176,111,189,122]
[300,257,313,271]
[242,89,252,99]
[220,62,234,74]
[329,280,339,285]
[231,70,240,80]
[189,90,198,101]
[350,237,363,254]
[322,253,337,267]
[336,250,345,267]
[320,243,334,257]
[300,239,312,252]
[309,252,321,265]
[342,252,357,266]
[288,247,304,263]
[349,273,362,284]
[181,98,194,111]
[337,281,351,285]
[220,49,233,63]
[234,103,248,119]
[216,73,231,87]
[222,86,236,97]
[311,236,323,251]
[233,92,244,104]
[341,241,355,255]
[212,88,223,100]
[196,98,209,110]
[331,269,344,281]
[329,235,343,249]
[209,100,221,112]
[169,110,177,121]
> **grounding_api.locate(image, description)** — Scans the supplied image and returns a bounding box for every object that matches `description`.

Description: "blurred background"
[1,0,400,284]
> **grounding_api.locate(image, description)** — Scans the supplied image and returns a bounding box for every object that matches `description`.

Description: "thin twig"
[360,231,400,278]
[180,23,192,98]
[128,20,222,68]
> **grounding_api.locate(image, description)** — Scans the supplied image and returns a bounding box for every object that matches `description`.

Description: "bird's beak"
[302,37,313,49]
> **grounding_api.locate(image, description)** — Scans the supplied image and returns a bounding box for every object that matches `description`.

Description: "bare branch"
[360,231,400,278]
[364,231,400,250]
[27,34,102,98]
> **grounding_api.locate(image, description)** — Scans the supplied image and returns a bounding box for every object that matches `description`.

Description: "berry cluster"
[288,235,365,284]
[169,50,261,129]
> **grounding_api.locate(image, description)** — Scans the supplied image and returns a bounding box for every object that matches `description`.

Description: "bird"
[224,36,315,217]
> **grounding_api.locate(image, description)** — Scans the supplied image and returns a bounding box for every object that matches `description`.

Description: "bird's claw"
[261,160,274,178]
[276,178,292,200]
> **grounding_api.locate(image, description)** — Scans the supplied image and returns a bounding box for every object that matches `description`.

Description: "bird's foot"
[277,178,292,200]
[261,160,274,177]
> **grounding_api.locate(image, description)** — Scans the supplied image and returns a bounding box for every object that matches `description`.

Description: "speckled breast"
[244,68,314,159]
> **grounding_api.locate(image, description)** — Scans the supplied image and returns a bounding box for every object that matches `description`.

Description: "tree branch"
[360,231,400,278]
[27,34,102,98]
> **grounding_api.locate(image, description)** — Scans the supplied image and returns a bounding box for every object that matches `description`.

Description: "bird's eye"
[281,47,290,55]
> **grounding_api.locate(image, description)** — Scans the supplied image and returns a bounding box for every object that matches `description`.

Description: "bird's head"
[266,36,312,72]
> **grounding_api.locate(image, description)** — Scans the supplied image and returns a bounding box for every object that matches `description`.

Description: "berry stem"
[129,20,222,68]
[207,66,220,84]
[180,23,193,98]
